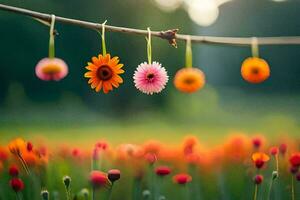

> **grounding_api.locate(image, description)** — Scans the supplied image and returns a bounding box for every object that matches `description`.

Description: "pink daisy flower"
[133,62,168,95]
[35,58,68,81]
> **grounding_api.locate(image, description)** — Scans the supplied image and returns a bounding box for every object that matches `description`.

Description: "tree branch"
[1,3,300,47]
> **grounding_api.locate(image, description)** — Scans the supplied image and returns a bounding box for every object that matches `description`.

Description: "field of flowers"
[0,135,299,200]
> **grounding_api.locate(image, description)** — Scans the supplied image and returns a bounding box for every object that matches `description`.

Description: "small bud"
[10,178,24,192]
[81,188,89,200]
[108,169,121,183]
[254,175,263,185]
[142,190,151,199]
[27,142,33,152]
[272,171,278,180]
[63,176,71,189]
[9,165,19,177]
[41,190,49,200]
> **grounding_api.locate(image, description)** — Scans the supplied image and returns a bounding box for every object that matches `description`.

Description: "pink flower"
[35,58,68,81]
[133,62,168,95]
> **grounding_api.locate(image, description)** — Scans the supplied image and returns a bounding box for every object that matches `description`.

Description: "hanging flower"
[241,57,270,84]
[173,68,205,93]
[84,54,124,94]
[133,62,168,95]
[35,58,68,81]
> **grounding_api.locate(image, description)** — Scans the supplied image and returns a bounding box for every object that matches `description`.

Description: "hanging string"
[101,20,107,56]
[48,14,55,58]
[251,37,259,58]
[185,36,193,68]
[146,27,152,64]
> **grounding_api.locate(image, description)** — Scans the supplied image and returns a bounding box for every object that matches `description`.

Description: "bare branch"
[1,4,300,47]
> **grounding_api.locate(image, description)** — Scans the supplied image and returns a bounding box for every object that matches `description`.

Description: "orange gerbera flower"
[241,57,270,84]
[84,54,124,93]
[174,68,205,93]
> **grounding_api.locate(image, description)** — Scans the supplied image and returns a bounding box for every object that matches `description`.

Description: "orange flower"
[173,68,205,93]
[241,57,270,83]
[252,152,270,169]
[8,138,26,155]
[84,54,124,93]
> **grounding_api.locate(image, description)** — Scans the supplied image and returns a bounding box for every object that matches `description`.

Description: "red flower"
[253,175,263,185]
[279,143,287,155]
[10,178,24,192]
[108,169,121,183]
[96,141,109,150]
[27,142,33,152]
[145,153,157,165]
[89,171,109,188]
[269,147,279,156]
[173,173,192,185]
[252,137,262,149]
[155,166,171,177]
[252,152,270,169]
[289,153,300,168]
[9,165,19,177]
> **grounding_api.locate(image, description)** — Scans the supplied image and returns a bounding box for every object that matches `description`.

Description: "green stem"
[101,20,107,56]
[267,177,274,200]
[253,185,258,200]
[16,192,22,200]
[251,37,259,58]
[48,14,55,58]
[291,176,295,200]
[147,27,152,64]
[17,154,30,175]
[108,185,113,200]
[185,36,193,68]
[92,186,95,200]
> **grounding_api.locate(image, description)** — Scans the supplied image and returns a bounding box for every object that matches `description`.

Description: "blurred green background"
[0,0,299,144]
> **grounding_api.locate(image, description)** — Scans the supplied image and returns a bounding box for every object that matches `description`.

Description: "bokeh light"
[186,0,219,26]
[152,0,183,12]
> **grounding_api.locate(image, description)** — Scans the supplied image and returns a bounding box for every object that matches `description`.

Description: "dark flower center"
[183,77,195,84]
[147,73,155,79]
[97,65,113,81]
[251,67,260,75]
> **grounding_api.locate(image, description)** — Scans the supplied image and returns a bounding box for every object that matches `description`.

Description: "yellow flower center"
[41,64,62,74]
[97,65,113,81]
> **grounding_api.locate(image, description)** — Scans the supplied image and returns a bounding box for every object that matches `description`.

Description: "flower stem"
[185,36,193,68]
[291,176,295,200]
[108,186,113,200]
[147,27,152,64]
[253,185,258,200]
[101,20,107,56]
[267,177,274,200]
[17,153,30,175]
[251,37,259,58]
[48,14,55,58]
[92,186,95,200]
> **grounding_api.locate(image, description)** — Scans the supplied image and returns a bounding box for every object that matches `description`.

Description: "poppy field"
[0,134,300,200]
